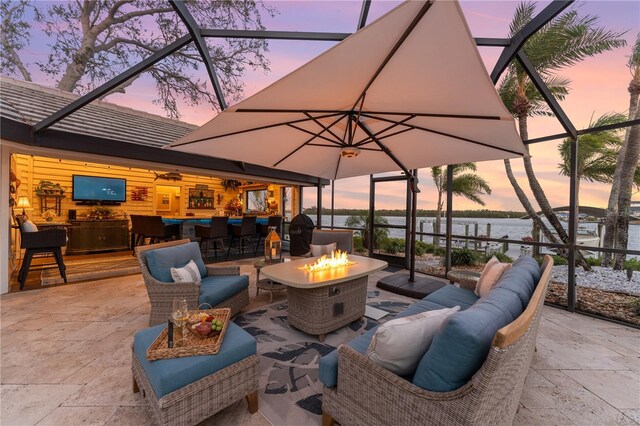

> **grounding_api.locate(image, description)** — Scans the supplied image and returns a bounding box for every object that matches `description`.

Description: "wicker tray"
[146,308,231,361]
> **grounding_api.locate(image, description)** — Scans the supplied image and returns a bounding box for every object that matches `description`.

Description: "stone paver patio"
[1,259,639,425]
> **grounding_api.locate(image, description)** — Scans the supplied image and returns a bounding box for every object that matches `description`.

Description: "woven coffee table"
[259,255,387,342]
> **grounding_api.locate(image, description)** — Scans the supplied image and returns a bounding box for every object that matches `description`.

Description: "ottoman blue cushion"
[513,256,541,284]
[134,322,255,398]
[199,275,249,307]
[146,242,207,282]
[424,285,479,310]
[412,287,523,392]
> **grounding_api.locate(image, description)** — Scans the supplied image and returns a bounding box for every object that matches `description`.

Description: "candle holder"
[264,226,282,263]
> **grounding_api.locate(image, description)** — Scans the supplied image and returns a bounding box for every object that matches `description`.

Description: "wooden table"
[260,255,387,341]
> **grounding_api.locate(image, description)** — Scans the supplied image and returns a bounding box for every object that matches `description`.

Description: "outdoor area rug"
[233,290,412,425]
[41,255,140,285]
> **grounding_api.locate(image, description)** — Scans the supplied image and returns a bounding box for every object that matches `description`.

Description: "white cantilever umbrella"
[168,0,525,283]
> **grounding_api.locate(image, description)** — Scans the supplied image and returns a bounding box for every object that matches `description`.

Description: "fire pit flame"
[302,250,353,272]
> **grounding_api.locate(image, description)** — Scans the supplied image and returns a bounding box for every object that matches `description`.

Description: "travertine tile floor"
[1,259,639,425]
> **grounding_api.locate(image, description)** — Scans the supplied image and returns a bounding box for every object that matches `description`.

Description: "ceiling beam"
[357,0,372,30]
[170,1,227,110]
[524,118,640,144]
[200,28,350,41]
[33,35,191,133]
[490,0,573,84]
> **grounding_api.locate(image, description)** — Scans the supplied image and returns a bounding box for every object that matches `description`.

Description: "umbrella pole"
[409,170,418,282]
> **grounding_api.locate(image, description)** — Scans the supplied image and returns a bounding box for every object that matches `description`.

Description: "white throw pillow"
[366,306,460,375]
[22,220,38,232]
[310,242,336,257]
[170,259,202,284]
[475,257,511,297]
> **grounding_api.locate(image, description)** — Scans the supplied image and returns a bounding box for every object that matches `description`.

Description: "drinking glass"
[171,298,189,346]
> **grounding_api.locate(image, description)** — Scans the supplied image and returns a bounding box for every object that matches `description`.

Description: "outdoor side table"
[446,270,481,291]
[253,258,289,303]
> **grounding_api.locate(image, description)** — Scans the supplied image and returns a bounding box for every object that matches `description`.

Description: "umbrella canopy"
[168,0,524,181]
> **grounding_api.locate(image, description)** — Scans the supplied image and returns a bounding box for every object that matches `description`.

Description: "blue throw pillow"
[513,256,541,284]
[412,288,523,392]
[145,242,207,282]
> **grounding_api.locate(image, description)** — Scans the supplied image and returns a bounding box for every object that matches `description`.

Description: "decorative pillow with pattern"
[170,259,202,284]
[310,242,337,257]
[22,220,38,232]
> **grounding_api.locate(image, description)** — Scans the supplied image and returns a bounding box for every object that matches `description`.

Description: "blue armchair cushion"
[145,242,207,282]
[412,287,523,392]
[133,322,256,398]
[199,275,249,307]
[512,256,541,284]
[423,285,479,310]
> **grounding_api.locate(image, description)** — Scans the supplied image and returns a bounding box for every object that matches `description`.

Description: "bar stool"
[255,216,282,254]
[195,216,229,259]
[227,216,256,258]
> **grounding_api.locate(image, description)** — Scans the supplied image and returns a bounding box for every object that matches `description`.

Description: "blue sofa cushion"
[423,285,479,310]
[412,288,523,392]
[146,242,207,282]
[133,322,256,398]
[199,275,249,307]
[497,268,535,309]
[319,297,456,388]
[513,256,541,284]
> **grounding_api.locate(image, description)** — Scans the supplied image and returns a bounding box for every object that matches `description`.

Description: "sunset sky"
[11,0,640,212]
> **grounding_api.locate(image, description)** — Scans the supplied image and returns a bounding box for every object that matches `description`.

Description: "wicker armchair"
[135,239,249,326]
[322,256,553,426]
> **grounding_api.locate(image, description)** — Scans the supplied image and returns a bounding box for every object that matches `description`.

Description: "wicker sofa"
[136,239,250,326]
[320,255,553,426]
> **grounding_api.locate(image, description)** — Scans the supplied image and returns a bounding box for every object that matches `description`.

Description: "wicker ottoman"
[132,323,259,426]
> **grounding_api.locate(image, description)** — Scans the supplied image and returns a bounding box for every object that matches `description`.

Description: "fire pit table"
[259,255,387,342]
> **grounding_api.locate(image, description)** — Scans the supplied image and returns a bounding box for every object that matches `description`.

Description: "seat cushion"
[412,288,523,392]
[198,275,249,307]
[133,322,256,398]
[513,256,541,284]
[423,285,479,310]
[145,242,207,282]
[319,298,443,388]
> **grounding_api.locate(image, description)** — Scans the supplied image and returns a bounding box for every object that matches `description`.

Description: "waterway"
[313,215,640,259]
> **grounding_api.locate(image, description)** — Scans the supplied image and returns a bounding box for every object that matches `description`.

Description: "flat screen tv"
[72,175,126,203]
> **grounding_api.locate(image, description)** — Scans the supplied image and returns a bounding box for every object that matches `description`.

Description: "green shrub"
[483,252,513,264]
[631,298,640,316]
[415,240,431,256]
[585,257,601,267]
[353,236,364,252]
[379,237,405,255]
[551,255,568,266]
[623,258,640,272]
[449,247,479,266]
[432,246,446,257]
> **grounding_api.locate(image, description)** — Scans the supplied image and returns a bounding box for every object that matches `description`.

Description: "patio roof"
[0,77,328,185]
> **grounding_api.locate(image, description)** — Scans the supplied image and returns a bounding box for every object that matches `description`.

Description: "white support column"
[1,142,11,294]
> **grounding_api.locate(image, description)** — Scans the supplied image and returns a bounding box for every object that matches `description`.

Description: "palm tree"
[603,33,640,268]
[344,214,389,250]
[499,1,626,268]
[431,163,491,246]
[558,112,627,208]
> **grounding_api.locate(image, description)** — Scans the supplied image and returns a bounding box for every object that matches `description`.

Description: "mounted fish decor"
[154,171,183,181]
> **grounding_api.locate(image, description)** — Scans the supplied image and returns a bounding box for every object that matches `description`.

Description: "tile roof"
[0,77,197,148]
